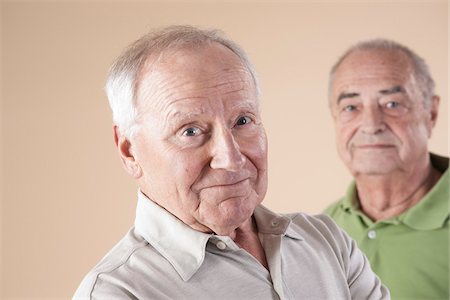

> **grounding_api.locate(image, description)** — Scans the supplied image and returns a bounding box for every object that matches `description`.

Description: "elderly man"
[74,26,388,299]
[325,39,448,300]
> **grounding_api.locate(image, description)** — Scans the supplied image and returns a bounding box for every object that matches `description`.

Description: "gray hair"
[328,38,435,107]
[105,25,260,137]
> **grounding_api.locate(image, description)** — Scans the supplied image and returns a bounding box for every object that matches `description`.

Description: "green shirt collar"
[340,153,449,230]
[341,181,358,211]
[401,153,449,230]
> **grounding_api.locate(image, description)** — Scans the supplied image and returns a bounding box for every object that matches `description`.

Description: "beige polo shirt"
[74,192,389,299]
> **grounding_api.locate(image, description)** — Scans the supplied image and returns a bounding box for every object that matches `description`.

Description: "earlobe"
[113,125,142,178]
[430,95,440,125]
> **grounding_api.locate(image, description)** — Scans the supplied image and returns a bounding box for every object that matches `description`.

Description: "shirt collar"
[341,181,359,212]
[134,191,212,282]
[134,192,303,282]
[253,205,304,240]
[401,154,449,230]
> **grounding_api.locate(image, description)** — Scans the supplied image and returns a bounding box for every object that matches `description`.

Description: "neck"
[355,161,441,221]
[231,217,268,269]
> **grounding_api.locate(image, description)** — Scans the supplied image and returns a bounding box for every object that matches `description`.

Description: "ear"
[427,95,440,137]
[113,125,142,178]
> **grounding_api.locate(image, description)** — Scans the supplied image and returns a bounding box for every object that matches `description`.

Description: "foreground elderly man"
[325,39,448,300]
[74,26,388,299]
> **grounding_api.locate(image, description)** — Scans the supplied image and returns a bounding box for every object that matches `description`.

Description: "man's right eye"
[343,105,357,112]
[182,127,199,137]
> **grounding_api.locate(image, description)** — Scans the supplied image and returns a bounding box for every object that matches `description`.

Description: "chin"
[348,152,401,174]
[351,162,400,176]
[215,197,257,227]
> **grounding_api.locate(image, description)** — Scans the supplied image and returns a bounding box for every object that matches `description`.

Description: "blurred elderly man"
[74,26,388,299]
[325,39,448,300]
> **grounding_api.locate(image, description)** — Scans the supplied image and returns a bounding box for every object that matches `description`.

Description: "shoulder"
[269,204,389,298]
[283,212,389,298]
[323,181,358,217]
[323,199,344,216]
[284,212,353,250]
[73,227,148,299]
[286,211,338,227]
[288,213,345,234]
[282,212,360,277]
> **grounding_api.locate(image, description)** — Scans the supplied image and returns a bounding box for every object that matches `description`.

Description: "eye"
[386,101,400,109]
[182,127,200,137]
[343,105,357,112]
[236,116,252,126]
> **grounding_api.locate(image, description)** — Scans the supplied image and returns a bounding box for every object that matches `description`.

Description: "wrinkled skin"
[115,44,268,236]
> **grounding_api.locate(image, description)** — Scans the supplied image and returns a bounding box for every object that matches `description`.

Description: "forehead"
[135,43,257,115]
[332,49,414,90]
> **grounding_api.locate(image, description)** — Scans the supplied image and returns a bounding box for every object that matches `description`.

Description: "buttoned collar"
[134,191,302,282]
[134,191,212,282]
[253,205,304,240]
[340,153,449,230]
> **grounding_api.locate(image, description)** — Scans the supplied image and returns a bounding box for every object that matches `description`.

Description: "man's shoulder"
[73,227,148,299]
[285,211,338,225]
[323,180,357,217]
[283,211,350,246]
[323,199,345,217]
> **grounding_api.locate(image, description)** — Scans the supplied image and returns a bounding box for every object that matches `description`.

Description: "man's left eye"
[182,127,200,136]
[386,101,400,109]
[236,116,252,126]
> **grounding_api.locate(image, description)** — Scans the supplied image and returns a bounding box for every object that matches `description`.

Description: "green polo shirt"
[325,153,449,300]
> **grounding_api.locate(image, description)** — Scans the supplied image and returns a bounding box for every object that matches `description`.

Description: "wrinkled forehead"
[137,42,250,83]
[134,43,258,116]
[334,49,414,82]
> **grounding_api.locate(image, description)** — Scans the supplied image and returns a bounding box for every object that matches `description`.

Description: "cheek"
[172,152,208,214]
[334,122,359,163]
[394,122,429,149]
[335,124,352,148]
[240,131,268,169]
[138,141,204,191]
[240,132,268,197]
[134,141,160,171]
[172,150,209,184]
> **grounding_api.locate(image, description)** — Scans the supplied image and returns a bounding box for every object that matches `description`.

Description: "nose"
[210,128,245,171]
[360,105,386,134]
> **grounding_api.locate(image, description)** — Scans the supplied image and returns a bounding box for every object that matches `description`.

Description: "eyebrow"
[169,110,204,125]
[229,100,258,112]
[379,85,405,95]
[336,85,405,104]
[337,92,359,103]
[166,100,258,130]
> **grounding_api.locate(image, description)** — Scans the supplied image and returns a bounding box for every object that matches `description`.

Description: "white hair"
[105,25,260,138]
[329,38,435,107]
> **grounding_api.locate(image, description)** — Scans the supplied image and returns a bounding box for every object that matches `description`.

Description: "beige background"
[1,1,448,299]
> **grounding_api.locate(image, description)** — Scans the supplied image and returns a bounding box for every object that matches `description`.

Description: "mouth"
[192,171,252,192]
[195,178,253,205]
[208,177,250,188]
[355,144,395,149]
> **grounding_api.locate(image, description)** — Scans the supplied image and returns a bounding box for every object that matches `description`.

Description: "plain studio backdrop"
[1,1,448,299]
